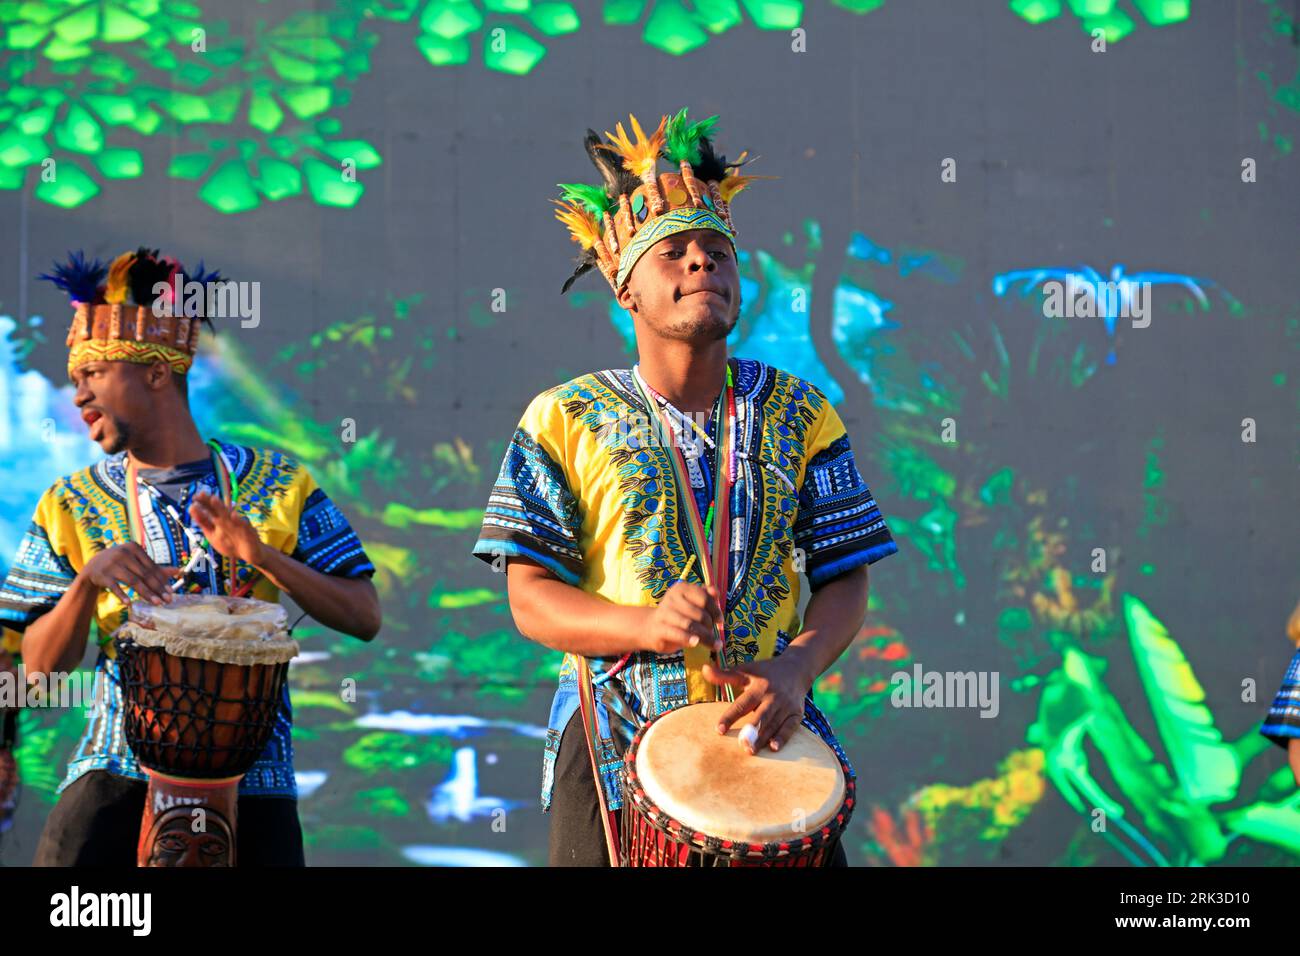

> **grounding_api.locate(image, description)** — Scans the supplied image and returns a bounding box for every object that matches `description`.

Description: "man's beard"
[662,308,739,342]
[102,416,131,455]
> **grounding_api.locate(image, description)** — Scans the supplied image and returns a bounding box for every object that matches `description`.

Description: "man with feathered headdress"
[473,110,899,865]
[0,248,382,866]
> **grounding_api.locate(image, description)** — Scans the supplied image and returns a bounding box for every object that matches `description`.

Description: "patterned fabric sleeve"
[291,472,376,578]
[0,488,77,630]
[472,390,585,586]
[1260,647,1300,750]
[794,390,898,589]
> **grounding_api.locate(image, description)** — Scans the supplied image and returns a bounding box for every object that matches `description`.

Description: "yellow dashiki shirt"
[0,443,374,797]
[473,358,899,811]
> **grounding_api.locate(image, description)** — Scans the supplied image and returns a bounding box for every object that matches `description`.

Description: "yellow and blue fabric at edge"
[1261,647,1300,752]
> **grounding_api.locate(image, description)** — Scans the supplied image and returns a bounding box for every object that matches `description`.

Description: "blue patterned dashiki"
[473,358,899,812]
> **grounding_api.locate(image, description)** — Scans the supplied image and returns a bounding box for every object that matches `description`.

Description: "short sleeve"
[794,393,898,589]
[0,489,78,630]
[291,472,376,579]
[1260,647,1300,750]
[472,390,585,586]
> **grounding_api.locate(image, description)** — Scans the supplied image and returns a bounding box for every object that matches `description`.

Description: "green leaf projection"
[1025,596,1300,864]
[0,0,1211,213]
[1,217,1296,863]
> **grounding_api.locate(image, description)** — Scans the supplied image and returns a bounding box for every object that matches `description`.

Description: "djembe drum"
[620,701,854,867]
[113,595,298,867]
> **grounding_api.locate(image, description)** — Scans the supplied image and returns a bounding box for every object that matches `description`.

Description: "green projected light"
[832,0,886,12]
[1132,0,1190,25]
[1009,0,1063,24]
[643,2,711,55]
[420,0,485,39]
[480,25,547,73]
[32,159,99,206]
[1010,0,1190,30]
[0,0,1202,215]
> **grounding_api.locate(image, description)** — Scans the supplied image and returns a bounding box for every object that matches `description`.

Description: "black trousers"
[547,709,849,867]
[34,770,305,867]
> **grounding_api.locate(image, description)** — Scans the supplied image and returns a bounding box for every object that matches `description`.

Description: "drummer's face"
[71,361,166,454]
[617,230,740,343]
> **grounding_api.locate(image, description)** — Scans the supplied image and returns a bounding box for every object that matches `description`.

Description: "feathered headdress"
[554,108,775,294]
[40,247,227,377]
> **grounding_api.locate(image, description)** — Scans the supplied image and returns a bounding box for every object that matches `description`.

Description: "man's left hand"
[190,490,267,567]
[702,649,814,755]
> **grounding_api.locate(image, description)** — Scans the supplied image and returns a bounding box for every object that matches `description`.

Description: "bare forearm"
[252,546,381,641]
[508,571,650,657]
[1289,739,1300,788]
[782,565,870,688]
[23,576,100,677]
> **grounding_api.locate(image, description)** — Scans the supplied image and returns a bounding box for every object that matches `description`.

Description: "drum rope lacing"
[112,635,291,779]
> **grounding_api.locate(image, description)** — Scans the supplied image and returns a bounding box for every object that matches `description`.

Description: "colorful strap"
[123,455,147,552]
[577,655,621,866]
[205,440,237,593]
[631,363,736,702]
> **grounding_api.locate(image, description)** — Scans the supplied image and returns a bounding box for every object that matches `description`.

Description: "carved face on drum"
[144,806,233,867]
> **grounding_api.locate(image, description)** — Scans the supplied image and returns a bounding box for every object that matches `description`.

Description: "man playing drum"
[0,248,381,865]
[473,111,899,865]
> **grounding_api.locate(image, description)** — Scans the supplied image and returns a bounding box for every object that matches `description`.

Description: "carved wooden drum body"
[114,595,298,867]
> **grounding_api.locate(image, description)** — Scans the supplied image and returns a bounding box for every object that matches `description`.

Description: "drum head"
[635,701,846,844]
[124,595,297,666]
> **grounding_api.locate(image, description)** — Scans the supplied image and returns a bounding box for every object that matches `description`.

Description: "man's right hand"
[642,581,724,655]
[82,543,179,607]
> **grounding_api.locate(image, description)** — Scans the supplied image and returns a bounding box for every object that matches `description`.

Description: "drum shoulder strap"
[576,656,620,867]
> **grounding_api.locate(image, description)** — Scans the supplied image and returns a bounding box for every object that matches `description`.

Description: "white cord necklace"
[135,477,216,587]
[631,365,718,454]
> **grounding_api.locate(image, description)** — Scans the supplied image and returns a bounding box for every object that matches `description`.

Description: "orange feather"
[601,113,667,181]
[104,251,136,305]
[552,199,603,249]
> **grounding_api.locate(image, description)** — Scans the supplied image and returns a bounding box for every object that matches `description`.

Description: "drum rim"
[621,704,856,863]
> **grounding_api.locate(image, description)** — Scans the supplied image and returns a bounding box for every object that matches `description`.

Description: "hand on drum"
[82,543,179,607]
[189,490,266,566]
[703,650,813,756]
[642,581,724,655]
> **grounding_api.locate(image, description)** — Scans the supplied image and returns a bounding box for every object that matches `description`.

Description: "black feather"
[127,247,170,307]
[584,128,640,200]
[561,248,598,294]
[185,259,225,329]
[693,135,750,182]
